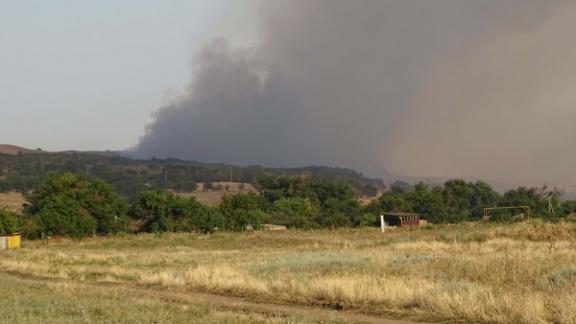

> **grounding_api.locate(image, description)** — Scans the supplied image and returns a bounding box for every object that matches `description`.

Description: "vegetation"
[131,190,225,233]
[0,272,326,324]
[219,192,267,231]
[366,179,573,223]
[4,173,374,237]
[0,208,19,235]
[2,222,576,323]
[0,172,574,238]
[0,152,384,199]
[25,173,128,237]
[3,156,576,323]
[269,197,318,229]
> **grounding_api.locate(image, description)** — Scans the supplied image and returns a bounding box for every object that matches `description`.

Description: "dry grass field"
[175,182,258,206]
[1,221,576,323]
[0,191,26,213]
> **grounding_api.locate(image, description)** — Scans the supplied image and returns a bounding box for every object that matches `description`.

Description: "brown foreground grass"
[2,221,576,323]
[0,272,332,324]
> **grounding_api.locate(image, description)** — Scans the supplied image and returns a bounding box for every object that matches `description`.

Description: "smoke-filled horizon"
[132,0,576,184]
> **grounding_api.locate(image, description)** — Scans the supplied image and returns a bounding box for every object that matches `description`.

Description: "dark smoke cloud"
[133,0,575,184]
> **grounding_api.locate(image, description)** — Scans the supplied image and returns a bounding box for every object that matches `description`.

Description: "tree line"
[0,173,365,237]
[364,180,576,224]
[1,174,576,238]
[0,153,383,199]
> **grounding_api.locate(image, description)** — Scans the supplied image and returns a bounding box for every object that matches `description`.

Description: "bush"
[269,197,318,228]
[0,208,19,235]
[316,197,361,228]
[360,213,378,227]
[220,193,267,231]
[26,173,127,237]
[35,195,97,237]
[132,190,226,233]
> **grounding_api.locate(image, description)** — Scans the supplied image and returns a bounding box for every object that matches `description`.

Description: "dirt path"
[1,270,423,324]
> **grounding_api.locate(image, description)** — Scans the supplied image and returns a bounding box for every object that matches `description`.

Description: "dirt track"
[1,270,422,324]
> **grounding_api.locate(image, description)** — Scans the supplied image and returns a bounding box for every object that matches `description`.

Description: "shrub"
[132,190,226,233]
[316,197,361,228]
[35,195,97,237]
[220,193,267,231]
[26,173,127,237]
[360,213,377,227]
[269,197,318,228]
[0,208,19,235]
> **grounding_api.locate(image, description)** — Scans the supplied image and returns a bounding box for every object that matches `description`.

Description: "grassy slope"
[1,222,576,323]
[0,145,38,155]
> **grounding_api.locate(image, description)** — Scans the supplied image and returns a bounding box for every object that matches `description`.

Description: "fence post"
[381,215,385,233]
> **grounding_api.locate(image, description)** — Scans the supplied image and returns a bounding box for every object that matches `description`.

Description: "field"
[175,182,258,207]
[0,191,26,213]
[1,222,576,323]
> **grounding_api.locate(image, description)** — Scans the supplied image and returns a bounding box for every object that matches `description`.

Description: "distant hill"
[0,144,42,155]
[0,145,385,199]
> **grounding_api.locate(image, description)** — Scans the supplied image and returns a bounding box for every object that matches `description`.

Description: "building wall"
[400,219,420,227]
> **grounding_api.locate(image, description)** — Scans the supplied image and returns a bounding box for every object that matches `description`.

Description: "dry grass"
[0,272,325,324]
[2,221,576,323]
[174,182,257,206]
[0,191,26,213]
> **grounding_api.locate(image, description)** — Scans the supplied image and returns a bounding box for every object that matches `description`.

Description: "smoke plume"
[133,0,576,184]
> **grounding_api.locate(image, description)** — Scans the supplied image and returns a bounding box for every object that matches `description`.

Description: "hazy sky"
[0,0,257,151]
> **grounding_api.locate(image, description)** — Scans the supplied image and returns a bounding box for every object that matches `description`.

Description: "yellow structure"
[0,234,21,250]
[7,234,21,249]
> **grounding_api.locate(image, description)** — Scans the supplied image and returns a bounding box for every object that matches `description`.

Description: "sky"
[0,0,258,151]
[3,1,576,185]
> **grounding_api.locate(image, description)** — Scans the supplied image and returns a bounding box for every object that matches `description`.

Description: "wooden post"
[380,215,385,233]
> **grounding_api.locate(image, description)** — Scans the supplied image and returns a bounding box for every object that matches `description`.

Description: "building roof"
[382,212,421,217]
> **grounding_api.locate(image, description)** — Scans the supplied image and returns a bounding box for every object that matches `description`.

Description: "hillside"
[0,148,385,199]
[0,144,41,155]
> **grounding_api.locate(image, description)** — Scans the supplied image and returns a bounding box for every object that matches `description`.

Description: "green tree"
[219,192,267,231]
[270,197,318,228]
[468,181,501,219]
[131,190,177,232]
[502,187,547,219]
[370,193,412,213]
[561,200,576,217]
[26,173,127,237]
[34,195,97,237]
[131,190,225,233]
[0,208,19,235]
[257,175,306,202]
[316,197,361,228]
[442,180,473,220]
[405,183,447,223]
